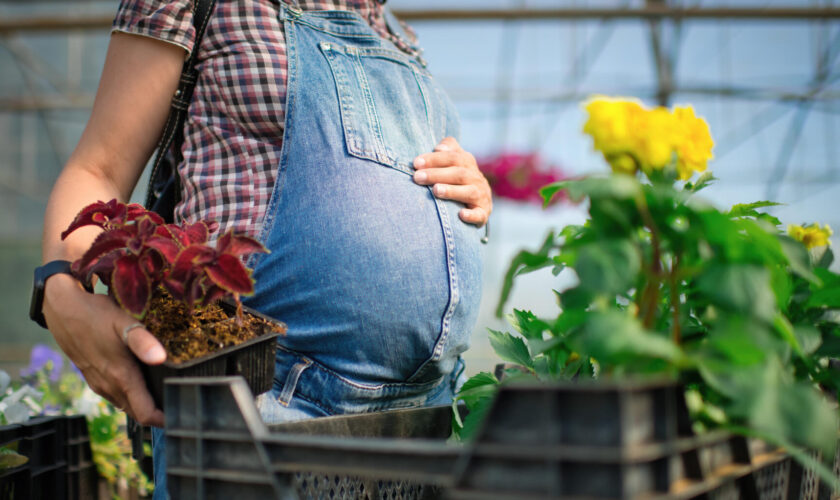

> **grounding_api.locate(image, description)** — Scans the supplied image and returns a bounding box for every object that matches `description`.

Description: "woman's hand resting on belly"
[412,137,492,228]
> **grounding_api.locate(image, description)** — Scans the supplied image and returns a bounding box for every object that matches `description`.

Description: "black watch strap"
[30,260,84,329]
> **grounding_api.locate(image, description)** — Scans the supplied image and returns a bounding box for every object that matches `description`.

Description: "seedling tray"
[142,302,285,409]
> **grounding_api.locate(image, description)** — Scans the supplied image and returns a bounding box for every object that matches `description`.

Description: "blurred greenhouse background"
[0,0,838,375]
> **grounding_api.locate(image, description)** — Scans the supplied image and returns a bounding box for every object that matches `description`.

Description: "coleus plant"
[61,199,267,319]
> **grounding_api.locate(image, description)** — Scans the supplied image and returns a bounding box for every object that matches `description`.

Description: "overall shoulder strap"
[143,0,218,216]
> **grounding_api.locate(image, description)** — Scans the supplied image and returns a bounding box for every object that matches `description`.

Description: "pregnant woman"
[36,1,490,497]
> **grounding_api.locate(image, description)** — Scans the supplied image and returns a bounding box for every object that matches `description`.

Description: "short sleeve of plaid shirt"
[112,0,196,55]
[110,0,417,240]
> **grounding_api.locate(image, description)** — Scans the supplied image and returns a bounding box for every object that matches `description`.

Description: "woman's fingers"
[413,137,493,227]
[121,322,167,365]
[459,207,488,226]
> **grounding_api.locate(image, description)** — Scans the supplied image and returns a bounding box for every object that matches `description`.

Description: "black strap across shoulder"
[144,0,218,221]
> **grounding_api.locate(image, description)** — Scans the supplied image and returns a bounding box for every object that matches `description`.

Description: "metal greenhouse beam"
[2,7,840,33]
[395,7,840,21]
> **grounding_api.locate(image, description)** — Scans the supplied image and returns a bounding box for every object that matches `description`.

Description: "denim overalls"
[152,5,483,497]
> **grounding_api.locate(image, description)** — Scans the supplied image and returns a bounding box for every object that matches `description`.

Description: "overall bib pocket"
[320,42,442,174]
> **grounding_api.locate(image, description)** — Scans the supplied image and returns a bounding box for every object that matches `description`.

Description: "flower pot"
[140,302,285,410]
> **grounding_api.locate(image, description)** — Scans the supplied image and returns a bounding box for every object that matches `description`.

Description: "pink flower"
[478,153,569,205]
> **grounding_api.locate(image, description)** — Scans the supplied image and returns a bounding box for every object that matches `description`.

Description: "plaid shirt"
[113,0,419,239]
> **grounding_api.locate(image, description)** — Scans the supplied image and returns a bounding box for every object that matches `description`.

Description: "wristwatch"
[29,260,88,329]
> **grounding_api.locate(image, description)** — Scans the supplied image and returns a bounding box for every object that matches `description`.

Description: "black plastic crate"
[62,415,97,500]
[1,415,100,500]
[141,302,285,409]
[162,377,837,500]
[0,423,30,500]
[19,416,67,499]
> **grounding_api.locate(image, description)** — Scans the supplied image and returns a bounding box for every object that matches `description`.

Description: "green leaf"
[0,448,28,471]
[453,373,499,441]
[742,361,838,455]
[495,232,557,317]
[574,311,683,369]
[574,239,641,296]
[770,266,793,312]
[814,247,834,269]
[696,264,777,323]
[560,287,593,310]
[707,318,769,366]
[793,325,822,356]
[456,372,500,407]
[533,352,570,380]
[488,329,534,370]
[587,199,637,235]
[728,201,782,220]
[685,171,717,193]
[778,235,820,284]
[815,330,840,357]
[540,182,568,208]
[457,393,495,441]
[543,176,642,206]
[506,309,550,340]
[806,268,840,309]
[773,314,805,357]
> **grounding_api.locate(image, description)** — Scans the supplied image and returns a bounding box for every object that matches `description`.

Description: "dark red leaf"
[126,203,160,224]
[70,229,132,280]
[216,231,268,259]
[135,216,160,240]
[171,245,215,275]
[61,199,127,240]
[111,254,152,318]
[145,237,180,265]
[158,225,188,249]
[88,252,120,289]
[202,284,227,306]
[139,250,166,279]
[205,254,254,295]
[163,276,186,302]
[181,222,214,245]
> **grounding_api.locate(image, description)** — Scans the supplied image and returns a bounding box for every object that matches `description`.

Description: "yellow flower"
[583,96,644,158]
[788,223,833,249]
[634,106,677,169]
[583,97,715,181]
[672,106,715,180]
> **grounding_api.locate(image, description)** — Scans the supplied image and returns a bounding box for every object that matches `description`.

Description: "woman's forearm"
[43,31,185,264]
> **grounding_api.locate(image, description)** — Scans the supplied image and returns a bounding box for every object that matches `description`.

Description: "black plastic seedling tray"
[141,302,285,409]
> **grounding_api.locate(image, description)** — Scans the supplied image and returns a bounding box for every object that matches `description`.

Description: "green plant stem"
[669,255,682,345]
[636,192,663,329]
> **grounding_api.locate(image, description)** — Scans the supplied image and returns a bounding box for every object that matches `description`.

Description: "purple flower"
[20,344,64,382]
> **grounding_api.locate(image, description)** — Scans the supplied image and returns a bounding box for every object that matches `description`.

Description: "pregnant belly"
[244,157,483,383]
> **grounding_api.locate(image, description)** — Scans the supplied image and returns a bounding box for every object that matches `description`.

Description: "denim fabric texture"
[153,6,483,498]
